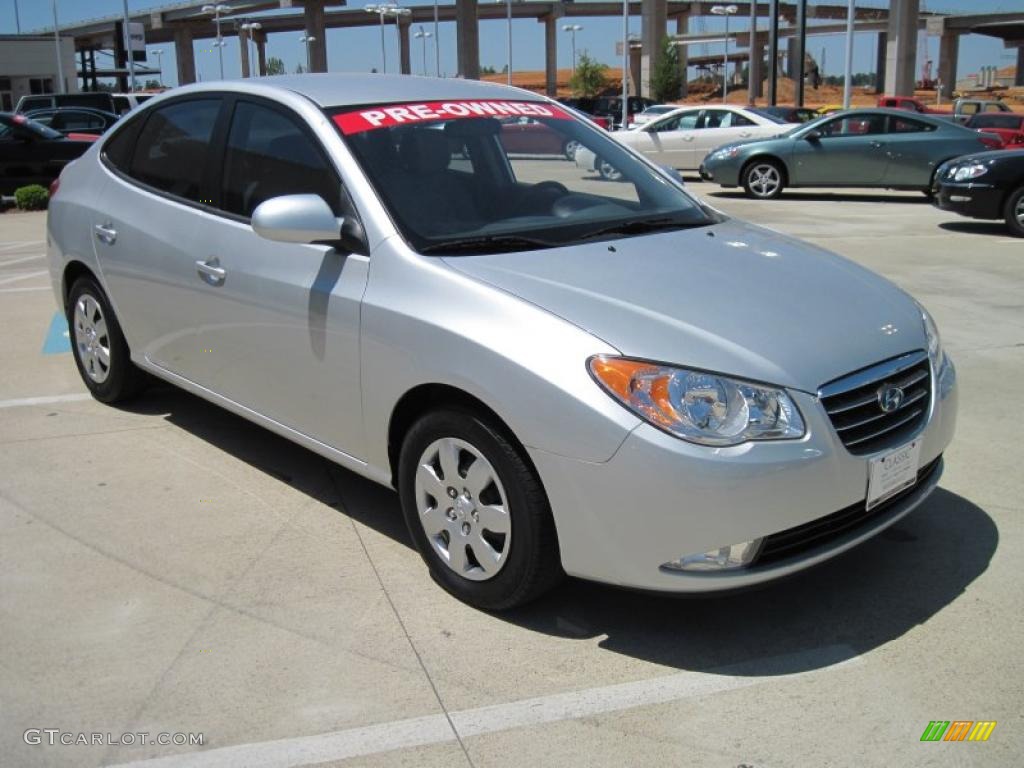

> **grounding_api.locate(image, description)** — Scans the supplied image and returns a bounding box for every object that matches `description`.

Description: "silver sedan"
[47,75,957,610]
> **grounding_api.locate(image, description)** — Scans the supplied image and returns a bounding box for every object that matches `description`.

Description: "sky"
[2,1,1020,88]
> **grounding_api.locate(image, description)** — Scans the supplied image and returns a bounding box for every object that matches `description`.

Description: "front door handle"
[869,140,885,148]
[93,222,117,245]
[739,131,751,137]
[195,257,226,286]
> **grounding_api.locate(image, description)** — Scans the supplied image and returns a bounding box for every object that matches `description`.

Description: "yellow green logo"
[921,721,997,742]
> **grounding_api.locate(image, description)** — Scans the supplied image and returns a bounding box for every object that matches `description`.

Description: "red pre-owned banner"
[332,100,572,135]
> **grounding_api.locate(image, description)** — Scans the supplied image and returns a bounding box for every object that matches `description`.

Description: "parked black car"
[0,113,92,195]
[24,107,119,136]
[15,92,117,115]
[933,149,1024,237]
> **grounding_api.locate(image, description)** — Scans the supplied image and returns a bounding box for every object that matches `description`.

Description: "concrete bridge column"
[875,31,886,92]
[629,46,642,97]
[675,13,689,98]
[173,26,196,85]
[239,28,251,78]
[456,0,480,79]
[937,32,958,100]
[884,0,919,96]
[304,0,328,73]
[543,15,557,97]
[640,0,667,99]
[398,17,411,75]
[1016,45,1024,87]
[253,29,267,76]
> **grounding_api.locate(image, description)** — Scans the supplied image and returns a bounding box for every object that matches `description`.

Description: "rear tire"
[563,139,580,161]
[67,276,147,403]
[398,408,562,611]
[741,159,785,199]
[1004,185,1024,238]
[597,158,622,181]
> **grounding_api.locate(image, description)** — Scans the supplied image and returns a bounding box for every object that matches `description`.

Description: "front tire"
[1004,185,1024,238]
[67,276,146,403]
[742,159,785,199]
[398,408,562,611]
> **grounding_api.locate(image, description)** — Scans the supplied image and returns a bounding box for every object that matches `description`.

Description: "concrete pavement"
[1,187,1021,767]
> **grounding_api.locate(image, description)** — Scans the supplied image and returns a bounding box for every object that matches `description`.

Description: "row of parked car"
[567,100,1022,236]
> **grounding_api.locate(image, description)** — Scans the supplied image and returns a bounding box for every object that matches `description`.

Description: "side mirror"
[804,129,822,141]
[252,194,367,254]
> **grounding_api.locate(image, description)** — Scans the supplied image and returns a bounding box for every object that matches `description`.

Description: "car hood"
[442,219,926,393]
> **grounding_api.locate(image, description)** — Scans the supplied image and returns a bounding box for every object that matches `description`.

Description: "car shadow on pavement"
[709,190,932,205]
[118,385,997,678]
[938,221,1013,238]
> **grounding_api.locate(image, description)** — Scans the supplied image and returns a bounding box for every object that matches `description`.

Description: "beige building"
[0,35,79,111]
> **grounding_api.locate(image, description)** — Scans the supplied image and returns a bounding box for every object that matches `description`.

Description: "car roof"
[171,73,548,108]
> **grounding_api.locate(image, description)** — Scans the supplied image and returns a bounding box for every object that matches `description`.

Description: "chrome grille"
[819,351,931,455]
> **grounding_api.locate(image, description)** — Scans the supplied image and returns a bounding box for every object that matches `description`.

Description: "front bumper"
[699,157,741,187]
[933,181,1004,220]
[530,356,957,593]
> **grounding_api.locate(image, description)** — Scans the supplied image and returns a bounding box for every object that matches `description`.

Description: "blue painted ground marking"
[42,311,71,355]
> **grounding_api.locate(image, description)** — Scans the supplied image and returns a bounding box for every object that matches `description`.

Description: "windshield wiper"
[578,216,704,241]
[419,234,557,255]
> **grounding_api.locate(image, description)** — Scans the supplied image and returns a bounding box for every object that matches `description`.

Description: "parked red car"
[966,113,1024,149]
[499,117,574,158]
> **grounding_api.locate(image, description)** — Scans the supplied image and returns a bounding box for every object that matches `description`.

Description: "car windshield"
[749,108,788,124]
[0,114,63,140]
[332,99,715,254]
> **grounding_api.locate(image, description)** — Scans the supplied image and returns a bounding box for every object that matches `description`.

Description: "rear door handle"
[195,257,226,286]
[869,140,885,148]
[93,223,117,245]
[739,132,751,137]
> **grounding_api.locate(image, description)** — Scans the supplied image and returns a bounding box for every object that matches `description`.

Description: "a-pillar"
[937,31,958,100]
[239,28,251,78]
[253,29,267,76]
[884,0,919,96]
[640,0,667,99]
[456,0,479,79]
[543,14,558,97]
[675,12,689,97]
[398,17,411,75]
[173,26,196,85]
[304,0,327,73]
[875,31,886,91]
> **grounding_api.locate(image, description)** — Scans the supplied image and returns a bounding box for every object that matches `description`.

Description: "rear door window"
[129,99,222,203]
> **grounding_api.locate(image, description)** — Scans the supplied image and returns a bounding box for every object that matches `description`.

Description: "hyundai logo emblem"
[877,385,904,413]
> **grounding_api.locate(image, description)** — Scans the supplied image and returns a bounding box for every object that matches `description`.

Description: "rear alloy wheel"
[67,276,146,403]
[398,409,561,610]
[597,158,623,181]
[742,160,785,199]
[1004,185,1024,238]
[563,139,581,161]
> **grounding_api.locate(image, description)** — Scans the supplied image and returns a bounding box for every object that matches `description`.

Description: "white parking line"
[0,270,48,286]
[0,393,91,409]
[107,645,858,768]
[0,240,44,252]
[0,253,45,267]
[0,286,51,294]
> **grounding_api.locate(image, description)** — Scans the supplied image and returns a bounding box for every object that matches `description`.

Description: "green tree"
[481,65,497,75]
[266,56,286,76]
[569,51,608,98]
[295,63,306,74]
[143,79,161,90]
[650,38,682,102]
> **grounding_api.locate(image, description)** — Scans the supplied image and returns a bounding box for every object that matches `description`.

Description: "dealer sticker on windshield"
[332,100,572,135]
[866,438,922,511]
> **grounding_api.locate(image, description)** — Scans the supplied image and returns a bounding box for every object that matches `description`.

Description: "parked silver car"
[47,75,957,610]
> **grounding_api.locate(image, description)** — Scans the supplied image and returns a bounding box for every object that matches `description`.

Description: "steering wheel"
[510,180,570,216]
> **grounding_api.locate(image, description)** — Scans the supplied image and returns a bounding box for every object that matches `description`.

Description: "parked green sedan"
[700,108,1000,199]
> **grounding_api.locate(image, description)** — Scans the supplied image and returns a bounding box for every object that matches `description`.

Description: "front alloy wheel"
[743,161,785,199]
[597,158,623,181]
[398,409,562,610]
[1005,186,1024,238]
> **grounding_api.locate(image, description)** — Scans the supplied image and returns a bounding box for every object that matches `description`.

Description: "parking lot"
[2,182,1022,767]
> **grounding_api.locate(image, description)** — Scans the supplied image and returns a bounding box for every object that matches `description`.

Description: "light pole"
[842,0,854,109]
[299,34,316,72]
[202,4,228,80]
[14,0,20,33]
[152,48,164,86]
[562,23,582,75]
[433,0,440,76]
[365,4,410,74]
[621,0,628,130]
[495,0,515,86]
[51,0,64,93]
[241,22,261,76]
[413,26,433,75]
[710,4,738,104]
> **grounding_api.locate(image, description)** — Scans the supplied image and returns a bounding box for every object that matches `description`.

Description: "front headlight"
[952,163,987,182]
[710,147,740,161]
[588,356,805,446]
[917,302,943,367]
